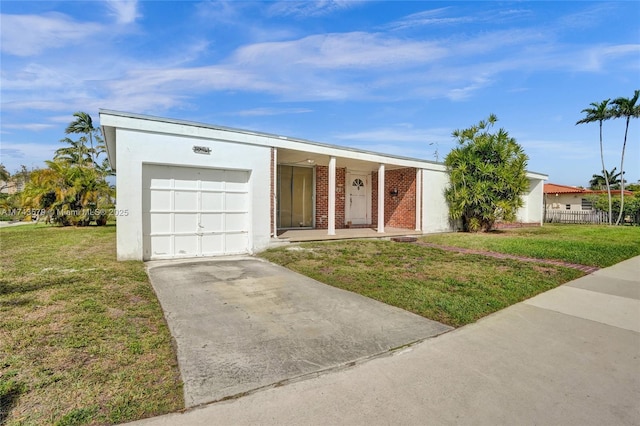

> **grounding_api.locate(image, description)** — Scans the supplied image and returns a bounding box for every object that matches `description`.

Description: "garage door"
[142,165,250,260]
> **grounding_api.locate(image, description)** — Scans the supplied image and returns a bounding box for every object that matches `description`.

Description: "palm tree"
[65,112,104,165]
[590,168,622,190]
[55,137,92,165]
[610,90,640,225]
[577,99,613,224]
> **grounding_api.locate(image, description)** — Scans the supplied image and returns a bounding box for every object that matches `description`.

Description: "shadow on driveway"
[146,256,452,407]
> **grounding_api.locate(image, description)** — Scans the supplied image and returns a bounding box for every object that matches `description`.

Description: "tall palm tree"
[65,112,103,166]
[590,167,622,190]
[577,99,613,224]
[610,90,640,225]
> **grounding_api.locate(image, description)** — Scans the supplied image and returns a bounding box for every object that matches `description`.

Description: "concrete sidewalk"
[130,256,640,426]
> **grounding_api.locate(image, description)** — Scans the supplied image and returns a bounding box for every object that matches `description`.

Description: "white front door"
[346,173,370,225]
[142,164,250,260]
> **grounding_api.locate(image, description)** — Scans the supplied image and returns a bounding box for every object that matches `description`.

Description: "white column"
[328,156,336,235]
[415,168,422,231]
[272,148,278,238]
[377,163,385,233]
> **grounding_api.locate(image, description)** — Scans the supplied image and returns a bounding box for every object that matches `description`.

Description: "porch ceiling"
[277,148,407,172]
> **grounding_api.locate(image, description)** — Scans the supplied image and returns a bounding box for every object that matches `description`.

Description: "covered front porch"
[273,145,429,238]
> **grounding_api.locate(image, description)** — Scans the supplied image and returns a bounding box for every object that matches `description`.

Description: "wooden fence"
[544,210,609,224]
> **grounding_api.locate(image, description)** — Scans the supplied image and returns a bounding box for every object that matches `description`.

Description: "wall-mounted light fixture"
[390,188,399,197]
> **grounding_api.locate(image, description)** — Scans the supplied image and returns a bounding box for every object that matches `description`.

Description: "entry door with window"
[346,173,370,225]
[278,165,314,228]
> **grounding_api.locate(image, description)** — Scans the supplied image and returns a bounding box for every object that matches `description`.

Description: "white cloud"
[233,107,313,117]
[231,32,447,70]
[268,1,360,18]
[0,12,103,56]
[104,0,140,24]
[3,123,57,131]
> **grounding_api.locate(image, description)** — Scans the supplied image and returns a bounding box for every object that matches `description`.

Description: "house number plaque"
[192,145,211,154]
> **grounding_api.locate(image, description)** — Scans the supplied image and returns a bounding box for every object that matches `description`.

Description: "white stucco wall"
[114,128,271,260]
[421,168,454,233]
[545,193,591,212]
[517,178,545,224]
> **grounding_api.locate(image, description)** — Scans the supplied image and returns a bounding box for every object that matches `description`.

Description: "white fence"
[544,210,609,224]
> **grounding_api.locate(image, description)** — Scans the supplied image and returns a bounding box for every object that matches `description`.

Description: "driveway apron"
[146,257,452,407]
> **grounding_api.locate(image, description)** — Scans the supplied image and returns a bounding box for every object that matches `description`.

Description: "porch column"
[377,163,385,233]
[415,168,422,231]
[328,156,336,235]
[272,148,278,238]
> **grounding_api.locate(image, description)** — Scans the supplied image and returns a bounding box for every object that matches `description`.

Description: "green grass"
[421,224,640,267]
[0,225,183,425]
[260,239,584,328]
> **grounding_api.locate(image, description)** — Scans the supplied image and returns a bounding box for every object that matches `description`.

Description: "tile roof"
[544,183,591,194]
[544,183,634,196]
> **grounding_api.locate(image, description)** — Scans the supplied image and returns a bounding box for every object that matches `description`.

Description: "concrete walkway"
[130,256,640,426]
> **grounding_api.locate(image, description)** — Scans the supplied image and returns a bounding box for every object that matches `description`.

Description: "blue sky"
[1,1,639,186]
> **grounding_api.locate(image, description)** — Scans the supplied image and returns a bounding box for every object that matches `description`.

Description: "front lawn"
[0,225,183,425]
[421,224,640,267]
[260,240,584,327]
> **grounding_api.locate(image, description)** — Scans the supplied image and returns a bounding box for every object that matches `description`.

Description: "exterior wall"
[544,193,591,212]
[421,168,454,233]
[315,166,346,229]
[114,128,271,260]
[516,178,545,224]
[371,168,417,229]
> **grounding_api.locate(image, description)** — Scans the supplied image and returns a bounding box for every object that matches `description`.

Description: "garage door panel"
[225,233,248,253]
[200,170,226,188]
[226,213,247,231]
[200,213,224,231]
[174,213,198,233]
[174,235,199,256]
[225,171,248,189]
[201,234,224,255]
[150,191,171,211]
[201,193,224,210]
[174,191,198,211]
[225,192,247,210]
[150,235,171,257]
[150,212,171,231]
[143,165,250,260]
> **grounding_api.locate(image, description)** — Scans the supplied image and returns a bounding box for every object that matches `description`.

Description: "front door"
[346,173,370,225]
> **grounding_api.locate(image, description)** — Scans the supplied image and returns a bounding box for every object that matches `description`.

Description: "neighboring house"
[0,178,25,195]
[100,110,548,261]
[544,183,595,212]
[544,183,633,212]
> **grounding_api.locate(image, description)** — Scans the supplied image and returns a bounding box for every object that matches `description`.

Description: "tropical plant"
[610,89,640,225]
[444,115,529,232]
[577,99,613,224]
[21,161,114,226]
[589,167,623,190]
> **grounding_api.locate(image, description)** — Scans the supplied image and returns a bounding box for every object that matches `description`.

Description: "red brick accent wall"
[372,168,416,230]
[315,166,346,229]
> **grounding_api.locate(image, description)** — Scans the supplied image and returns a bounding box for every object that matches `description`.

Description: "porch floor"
[276,227,423,242]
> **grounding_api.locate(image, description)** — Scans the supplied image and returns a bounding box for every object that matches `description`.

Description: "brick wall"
[372,168,416,229]
[315,166,346,229]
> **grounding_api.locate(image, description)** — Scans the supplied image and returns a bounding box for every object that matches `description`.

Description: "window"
[581,198,593,211]
[566,204,571,210]
[277,165,314,228]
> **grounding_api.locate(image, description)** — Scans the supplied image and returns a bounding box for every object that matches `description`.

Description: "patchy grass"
[260,240,583,328]
[421,224,640,268]
[0,225,183,425]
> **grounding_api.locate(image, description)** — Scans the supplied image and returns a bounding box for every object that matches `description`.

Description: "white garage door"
[142,165,250,260]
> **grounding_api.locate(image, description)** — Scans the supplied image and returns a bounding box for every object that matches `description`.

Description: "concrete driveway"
[146,256,452,407]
